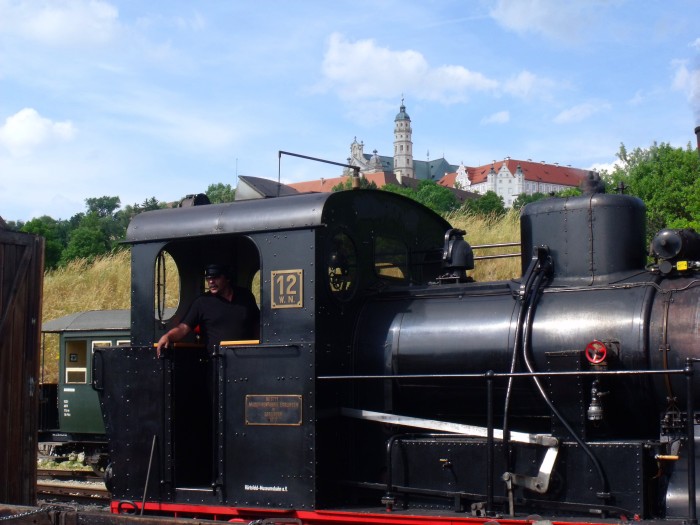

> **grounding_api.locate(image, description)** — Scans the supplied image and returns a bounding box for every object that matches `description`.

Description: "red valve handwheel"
[585,340,607,364]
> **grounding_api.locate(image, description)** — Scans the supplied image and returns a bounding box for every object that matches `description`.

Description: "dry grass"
[40,209,522,381]
[446,209,521,281]
[43,249,132,322]
[42,250,133,382]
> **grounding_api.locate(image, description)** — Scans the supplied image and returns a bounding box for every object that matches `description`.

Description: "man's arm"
[156,323,192,357]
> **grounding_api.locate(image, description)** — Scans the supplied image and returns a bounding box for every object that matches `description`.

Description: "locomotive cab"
[95,189,451,511]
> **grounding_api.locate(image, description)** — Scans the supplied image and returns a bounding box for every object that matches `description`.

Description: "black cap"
[204,264,227,278]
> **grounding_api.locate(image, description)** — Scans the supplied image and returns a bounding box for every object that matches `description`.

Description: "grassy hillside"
[41,209,522,381]
[447,209,521,282]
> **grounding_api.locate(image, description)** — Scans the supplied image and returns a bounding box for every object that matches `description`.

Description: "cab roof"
[125,190,450,244]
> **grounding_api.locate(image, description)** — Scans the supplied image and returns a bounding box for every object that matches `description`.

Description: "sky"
[1,0,700,223]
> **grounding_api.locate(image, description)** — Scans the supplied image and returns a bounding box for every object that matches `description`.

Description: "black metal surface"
[520,193,647,283]
[126,191,331,243]
[386,437,657,517]
[94,346,165,502]
[89,189,700,522]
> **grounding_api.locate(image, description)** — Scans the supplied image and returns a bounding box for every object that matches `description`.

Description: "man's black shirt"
[182,287,260,348]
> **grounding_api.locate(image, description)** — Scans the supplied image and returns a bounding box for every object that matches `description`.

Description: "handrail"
[471,241,521,261]
[318,367,687,381]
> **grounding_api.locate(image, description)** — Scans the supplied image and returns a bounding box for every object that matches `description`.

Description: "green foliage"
[17,196,167,267]
[85,196,121,217]
[206,182,236,203]
[382,180,459,214]
[381,183,414,198]
[117,197,165,231]
[512,192,548,210]
[60,212,113,264]
[4,220,24,231]
[555,187,582,198]
[331,175,378,192]
[463,191,506,216]
[414,180,459,213]
[21,216,68,269]
[606,142,700,234]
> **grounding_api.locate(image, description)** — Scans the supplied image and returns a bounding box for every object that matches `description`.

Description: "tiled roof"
[287,171,478,203]
[466,159,590,186]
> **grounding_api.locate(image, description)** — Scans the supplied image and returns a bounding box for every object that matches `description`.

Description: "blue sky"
[1,0,699,222]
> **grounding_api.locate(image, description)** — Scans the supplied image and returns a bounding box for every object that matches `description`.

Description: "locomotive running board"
[341,407,559,495]
[341,407,558,446]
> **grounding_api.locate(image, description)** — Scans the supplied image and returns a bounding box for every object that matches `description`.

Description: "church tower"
[393,99,414,179]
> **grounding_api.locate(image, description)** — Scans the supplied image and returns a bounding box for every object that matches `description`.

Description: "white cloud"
[481,110,510,125]
[553,101,611,124]
[502,70,556,100]
[672,59,700,118]
[319,33,498,104]
[489,0,611,43]
[0,108,76,157]
[0,0,119,46]
[588,159,623,174]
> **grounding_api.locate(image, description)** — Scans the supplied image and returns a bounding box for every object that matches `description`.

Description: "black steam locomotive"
[94,181,700,524]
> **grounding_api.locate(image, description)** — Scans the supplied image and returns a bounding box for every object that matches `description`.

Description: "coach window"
[327,232,358,301]
[374,236,408,281]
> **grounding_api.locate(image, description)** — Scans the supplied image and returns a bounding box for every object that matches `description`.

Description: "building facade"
[446,159,593,208]
[339,101,592,207]
[347,101,458,183]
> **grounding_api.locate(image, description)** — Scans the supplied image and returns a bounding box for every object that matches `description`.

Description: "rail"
[37,468,109,505]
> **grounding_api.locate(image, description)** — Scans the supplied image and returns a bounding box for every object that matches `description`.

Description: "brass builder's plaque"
[245,395,303,426]
[271,269,303,309]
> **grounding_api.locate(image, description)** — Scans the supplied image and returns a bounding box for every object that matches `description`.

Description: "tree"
[60,196,127,264]
[382,180,458,214]
[331,176,378,192]
[20,216,67,269]
[60,213,112,264]
[512,192,548,210]
[4,220,24,231]
[381,183,415,199]
[606,142,700,234]
[117,197,165,231]
[413,180,459,214]
[464,191,506,216]
[556,187,582,198]
[206,183,236,203]
[85,196,121,218]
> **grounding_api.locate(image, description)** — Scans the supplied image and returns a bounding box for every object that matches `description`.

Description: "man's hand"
[156,323,191,358]
[156,334,170,358]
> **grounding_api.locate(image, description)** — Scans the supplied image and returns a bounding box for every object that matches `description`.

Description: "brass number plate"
[271,269,303,309]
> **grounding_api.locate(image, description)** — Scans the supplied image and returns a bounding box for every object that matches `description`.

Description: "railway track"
[37,468,110,506]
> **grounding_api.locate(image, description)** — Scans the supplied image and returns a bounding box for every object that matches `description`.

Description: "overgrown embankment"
[41,210,522,380]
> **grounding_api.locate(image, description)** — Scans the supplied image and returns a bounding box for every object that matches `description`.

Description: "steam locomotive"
[94,179,700,524]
